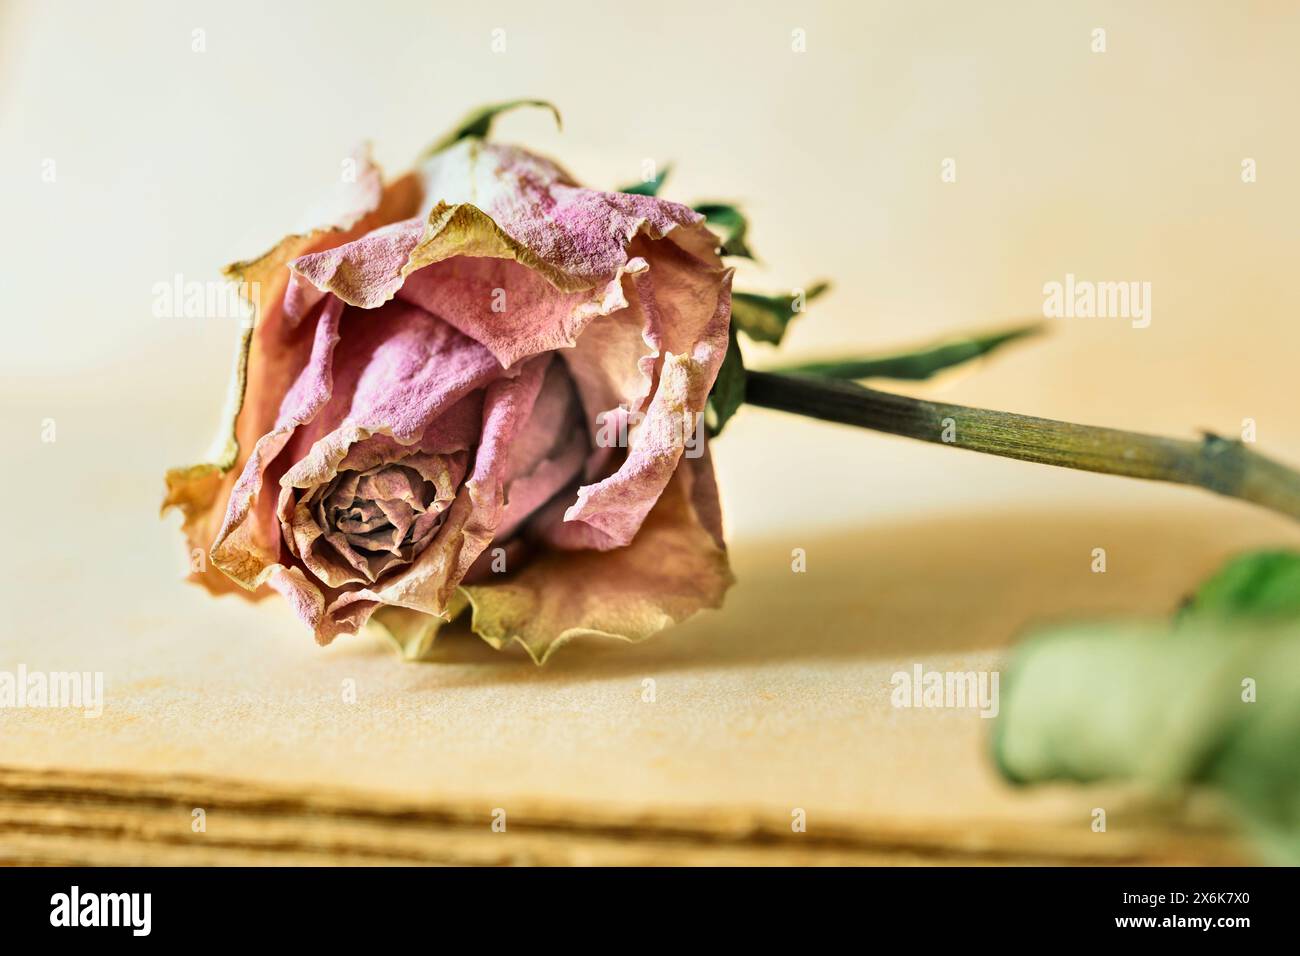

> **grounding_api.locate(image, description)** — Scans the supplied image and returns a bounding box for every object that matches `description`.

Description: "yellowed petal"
[162,146,422,597]
[366,598,469,662]
[460,458,733,663]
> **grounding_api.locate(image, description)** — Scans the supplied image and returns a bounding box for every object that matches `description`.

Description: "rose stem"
[744,370,1300,523]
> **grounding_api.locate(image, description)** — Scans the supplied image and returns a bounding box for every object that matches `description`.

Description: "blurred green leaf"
[420,100,561,159]
[1180,550,1300,624]
[693,203,755,259]
[618,164,672,196]
[704,328,746,436]
[995,550,1300,863]
[731,281,830,345]
[773,322,1044,381]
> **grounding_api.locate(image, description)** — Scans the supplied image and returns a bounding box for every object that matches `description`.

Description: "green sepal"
[420,100,561,160]
[773,322,1043,381]
[704,327,746,436]
[731,281,830,345]
[693,203,754,259]
[618,164,672,196]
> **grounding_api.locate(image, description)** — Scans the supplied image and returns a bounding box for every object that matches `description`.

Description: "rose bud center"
[309,463,451,583]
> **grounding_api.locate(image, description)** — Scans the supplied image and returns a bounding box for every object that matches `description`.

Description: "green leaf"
[704,328,746,436]
[420,100,561,160]
[618,164,671,196]
[730,281,830,345]
[693,203,755,259]
[1180,550,1300,624]
[994,619,1300,863]
[772,322,1044,381]
[994,550,1300,864]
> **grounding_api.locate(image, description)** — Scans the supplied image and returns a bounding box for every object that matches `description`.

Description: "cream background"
[1,1,1298,862]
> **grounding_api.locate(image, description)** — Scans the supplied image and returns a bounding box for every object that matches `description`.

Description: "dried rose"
[163,129,734,662]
